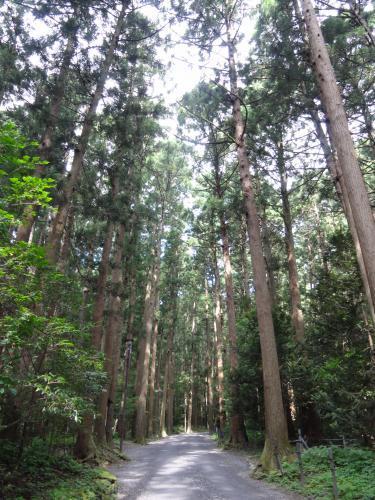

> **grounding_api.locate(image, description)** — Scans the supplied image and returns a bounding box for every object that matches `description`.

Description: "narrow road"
[109,433,297,499]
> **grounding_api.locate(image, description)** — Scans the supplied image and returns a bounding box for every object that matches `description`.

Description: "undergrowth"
[265,446,375,499]
[0,438,117,499]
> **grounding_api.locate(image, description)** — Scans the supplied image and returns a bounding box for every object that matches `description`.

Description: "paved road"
[109,433,297,499]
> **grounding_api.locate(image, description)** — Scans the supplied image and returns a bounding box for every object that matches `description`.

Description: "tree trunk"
[205,279,214,433]
[159,350,169,437]
[212,244,226,431]
[309,107,375,325]
[95,222,126,445]
[118,273,136,452]
[147,311,159,436]
[276,137,305,343]
[135,224,162,442]
[213,153,247,446]
[301,0,375,307]
[46,0,129,263]
[225,20,290,468]
[240,219,251,302]
[74,214,116,459]
[159,291,178,437]
[261,213,277,306]
[167,353,175,435]
[16,20,78,242]
[186,305,196,434]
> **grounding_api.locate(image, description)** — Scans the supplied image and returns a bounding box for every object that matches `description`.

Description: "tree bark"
[95,222,126,445]
[167,353,175,435]
[276,137,305,343]
[74,204,116,458]
[118,272,136,452]
[135,223,162,442]
[225,18,290,468]
[46,0,129,263]
[240,219,251,302]
[147,307,159,436]
[159,284,178,437]
[212,244,226,431]
[186,304,196,434]
[205,279,214,433]
[309,108,375,325]
[16,19,78,242]
[301,0,375,307]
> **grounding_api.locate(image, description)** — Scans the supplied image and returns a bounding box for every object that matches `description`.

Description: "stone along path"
[109,432,299,499]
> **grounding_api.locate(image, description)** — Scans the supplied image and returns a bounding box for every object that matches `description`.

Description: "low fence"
[274,430,360,499]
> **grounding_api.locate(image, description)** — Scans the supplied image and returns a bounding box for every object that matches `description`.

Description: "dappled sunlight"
[111,433,291,499]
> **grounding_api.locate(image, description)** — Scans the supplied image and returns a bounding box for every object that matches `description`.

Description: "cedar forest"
[0,0,374,498]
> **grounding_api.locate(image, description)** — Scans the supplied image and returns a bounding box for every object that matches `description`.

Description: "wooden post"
[274,449,284,475]
[296,441,305,486]
[328,447,339,499]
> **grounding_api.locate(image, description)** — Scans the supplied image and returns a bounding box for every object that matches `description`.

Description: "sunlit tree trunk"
[212,148,247,445]
[16,20,78,242]
[46,0,129,263]
[212,244,225,431]
[225,15,289,468]
[240,219,251,302]
[147,308,159,436]
[309,108,375,326]
[167,353,175,435]
[160,291,178,436]
[205,279,214,433]
[301,0,375,307]
[135,222,162,442]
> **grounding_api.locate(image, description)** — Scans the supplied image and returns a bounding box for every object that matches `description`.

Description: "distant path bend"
[109,432,298,499]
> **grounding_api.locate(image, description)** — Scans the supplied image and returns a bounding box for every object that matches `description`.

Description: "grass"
[264,446,375,499]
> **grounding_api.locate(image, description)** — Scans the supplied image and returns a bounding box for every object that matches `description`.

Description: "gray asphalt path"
[109,432,297,500]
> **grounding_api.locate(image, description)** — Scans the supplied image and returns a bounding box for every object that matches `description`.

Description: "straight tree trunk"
[261,214,277,306]
[213,152,247,445]
[118,272,136,452]
[16,19,78,242]
[159,289,178,436]
[309,108,375,325]
[167,354,175,434]
[301,0,375,307]
[225,18,290,468]
[74,209,116,459]
[95,222,126,445]
[159,349,169,437]
[205,279,214,433]
[212,244,226,430]
[135,223,162,442]
[276,137,305,343]
[46,0,129,263]
[186,305,196,434]
[147,306,159,436]
[240,219,251,302]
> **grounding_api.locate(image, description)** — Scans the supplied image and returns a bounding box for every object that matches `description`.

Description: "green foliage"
[0,439,116,499]
[266,446,375,499]
[0,122,105,441]
[0,121,53,228]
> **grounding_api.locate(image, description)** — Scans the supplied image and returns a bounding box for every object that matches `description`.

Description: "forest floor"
[109,432,301,499]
